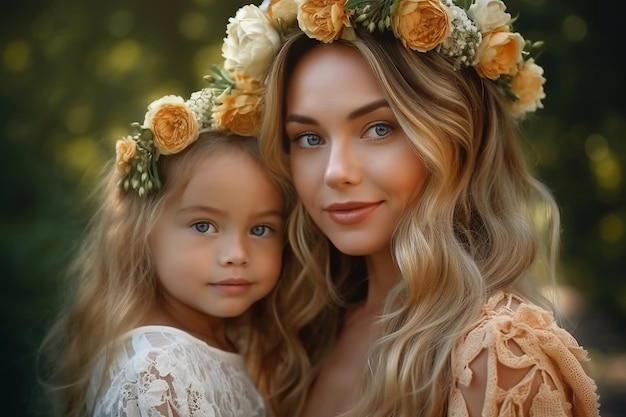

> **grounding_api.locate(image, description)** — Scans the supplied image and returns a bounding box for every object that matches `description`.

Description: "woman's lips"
[324,202,382,225]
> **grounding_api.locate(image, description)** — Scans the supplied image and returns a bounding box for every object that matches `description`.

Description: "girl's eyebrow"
[179,205,284,219]
[285,99,390,125]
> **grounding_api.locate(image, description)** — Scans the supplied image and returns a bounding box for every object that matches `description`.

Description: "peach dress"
[449,291,601,417]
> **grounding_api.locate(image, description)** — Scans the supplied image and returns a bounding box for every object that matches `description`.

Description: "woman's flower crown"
[116,0,546,197]
[205,0,546,134]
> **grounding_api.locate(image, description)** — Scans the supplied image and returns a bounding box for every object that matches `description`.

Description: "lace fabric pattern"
[87,326,266,417]
[449,291,601,417]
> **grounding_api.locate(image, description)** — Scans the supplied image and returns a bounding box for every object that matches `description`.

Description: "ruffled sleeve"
[449,291,600,417]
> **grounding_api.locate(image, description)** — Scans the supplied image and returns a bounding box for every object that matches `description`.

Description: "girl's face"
[149,147,284,329]
[285,44,428,257]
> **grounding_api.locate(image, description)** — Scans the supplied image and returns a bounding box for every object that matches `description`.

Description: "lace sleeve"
[91,328,266,417]
[96,345,219,417]
[449,292,600,417]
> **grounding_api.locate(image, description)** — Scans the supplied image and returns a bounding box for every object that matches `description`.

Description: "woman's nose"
[324,139,361,188]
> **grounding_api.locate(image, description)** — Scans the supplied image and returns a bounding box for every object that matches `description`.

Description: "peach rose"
[115,135,137,174]
[392,0,451,52]
[213,92,263,137]
[474,27,524,80]
[267,0,298,27]
[509,58,545,117]
[149,101,199,155]
[233,72,262,93]
[297,0,350,43]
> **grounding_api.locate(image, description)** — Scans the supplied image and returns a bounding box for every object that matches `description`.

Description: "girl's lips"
[210,278,252,295]
[324,202,381,225]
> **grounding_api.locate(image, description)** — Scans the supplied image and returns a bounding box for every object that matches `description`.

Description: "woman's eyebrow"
[347,99,389,120]
[285,99,390,125]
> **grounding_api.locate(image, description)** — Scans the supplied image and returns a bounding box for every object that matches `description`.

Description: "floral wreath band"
[116,0,546,197]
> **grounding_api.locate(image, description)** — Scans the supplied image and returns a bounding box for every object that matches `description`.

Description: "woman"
[181,1,601,416]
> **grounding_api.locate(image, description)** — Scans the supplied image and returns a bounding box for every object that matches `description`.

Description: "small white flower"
[222,5,281,81]
[440,5,481,67]
[142,95,185,129]
[187,89,214,129]
[468,0,511,33]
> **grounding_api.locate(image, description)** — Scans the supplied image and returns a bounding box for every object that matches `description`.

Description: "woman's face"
[285,44,428,257]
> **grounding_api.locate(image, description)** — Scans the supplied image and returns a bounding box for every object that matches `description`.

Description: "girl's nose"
[218,234,248,266]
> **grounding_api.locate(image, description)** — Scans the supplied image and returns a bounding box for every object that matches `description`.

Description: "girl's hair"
[39,130,303,417]
[259,29,560,417]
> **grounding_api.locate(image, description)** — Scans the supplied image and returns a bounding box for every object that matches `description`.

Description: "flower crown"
[115,91,216,197]
[209,0,546,132]
[116,0,546,197]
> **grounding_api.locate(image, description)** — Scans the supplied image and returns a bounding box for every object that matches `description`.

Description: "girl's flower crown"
[116,0,546,197]
[115,91,215,197]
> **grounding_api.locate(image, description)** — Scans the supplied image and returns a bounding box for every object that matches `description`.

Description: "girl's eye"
[295,133,323,148]
[250,225,271,237]
[193,222,216,234]
[365,122,392,139]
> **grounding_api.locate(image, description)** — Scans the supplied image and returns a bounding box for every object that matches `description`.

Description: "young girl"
[194,1,602,416]
[39,91,301,417]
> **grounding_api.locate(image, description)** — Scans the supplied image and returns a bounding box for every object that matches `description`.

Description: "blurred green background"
[1,0,624,416]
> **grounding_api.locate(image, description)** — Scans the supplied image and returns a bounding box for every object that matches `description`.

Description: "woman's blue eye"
[193,222,215,233]
[368,123,392,138]
[298,133,322,147]
[251,225,271,237]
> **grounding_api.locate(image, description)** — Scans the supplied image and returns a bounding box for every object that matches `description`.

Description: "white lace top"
[87,325,266,417]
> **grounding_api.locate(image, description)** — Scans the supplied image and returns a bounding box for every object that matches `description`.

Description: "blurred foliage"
[1,0,624,416]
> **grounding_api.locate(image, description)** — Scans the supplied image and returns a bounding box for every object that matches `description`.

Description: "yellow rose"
[115,136,137,174]
[509,59,545,118]
[392,0,451,52]
[297,0,350,43]
[213,92,263,137]
[474,26,524,80]
[150,103,199,155]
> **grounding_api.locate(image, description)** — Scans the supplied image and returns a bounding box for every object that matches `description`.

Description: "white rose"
[468,0,511,33]
[142,95,185,129]
[222,5,280,81]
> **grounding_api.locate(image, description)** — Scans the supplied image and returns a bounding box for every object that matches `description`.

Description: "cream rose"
[213,92,263,137]
[474,27,524,79]
[222,5,280,81]
[509,59,545,117]
[392,0,451,52]
[144,97,199,155]
[297,0,350,43]
[115,136,137,174]
[467,0,511,33]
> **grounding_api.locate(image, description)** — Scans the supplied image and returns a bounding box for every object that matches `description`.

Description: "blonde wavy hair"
[259,30,560,417]
[38,130,304,417]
